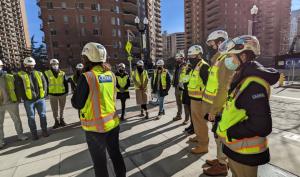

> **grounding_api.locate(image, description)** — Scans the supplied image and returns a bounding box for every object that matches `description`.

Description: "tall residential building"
[162,31,185,58]
[290,9,300,53]
[38,0,142,70]
[184,0,291,58]
[138,0,163,62]
[0,0,31,68]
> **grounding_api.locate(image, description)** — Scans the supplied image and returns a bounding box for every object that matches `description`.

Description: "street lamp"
[134,16,148,62]
[250,4,258,36]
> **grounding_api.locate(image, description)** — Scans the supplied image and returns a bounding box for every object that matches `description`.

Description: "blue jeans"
[24,99,47,133]
[158,96,165,113]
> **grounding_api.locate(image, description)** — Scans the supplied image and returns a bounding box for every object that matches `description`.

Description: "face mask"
[119,69,124,73]
[26,67,34,72]
[52,65,59,70]
[224,57,239,71]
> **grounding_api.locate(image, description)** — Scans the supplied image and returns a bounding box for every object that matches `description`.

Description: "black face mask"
[119,69,124,73]
[137,67,143,72]
[189,58,198,67]
[25,67,34,73]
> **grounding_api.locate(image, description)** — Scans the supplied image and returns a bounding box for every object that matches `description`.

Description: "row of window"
[49,28,122,37]
[46,2,120,14]
[48,15,121,26]
[52,41,123,48]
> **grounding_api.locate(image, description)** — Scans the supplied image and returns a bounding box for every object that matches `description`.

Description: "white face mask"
[52,65,59,70]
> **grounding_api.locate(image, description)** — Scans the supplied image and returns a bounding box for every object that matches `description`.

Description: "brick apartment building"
[184,0,291,59]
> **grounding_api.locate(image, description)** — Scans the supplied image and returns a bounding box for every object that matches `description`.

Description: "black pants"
[141,104,147,111]
[120,98,127,116]
[85,126,126,177]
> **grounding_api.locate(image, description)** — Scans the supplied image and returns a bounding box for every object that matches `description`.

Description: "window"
[63,16,69,24]
[52,41,59,48]
[113,42,118,48]
[112,29,117,37]
[65,30,69,35]
[54,53,60,58]
[115,6,120,13]
[66,44,71,48]
[78,3,84,9]
[118,29,121,37]
[117,18,120,25]
[46,2,53,9]
[80,15,86,23]
[50,28,57,35]
[93,29,99,35]
[81,28,86,36]
[48,15,54,22]
[62,2,67,9]
[92,16,98,24]
[91,3,97,10]
[119,41,122,48]
[111,17,116,25]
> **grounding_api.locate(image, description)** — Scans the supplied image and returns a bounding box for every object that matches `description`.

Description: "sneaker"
[139,110,145,117]
[32,133,39,140]
[187,129,195,135]
[182,120,188,125]
[18,134,28,141]
[42,131,50,137]
[144,112,149,119]
[59,119,67,127]
[173,116,182,121]
[0,141,6,149]
[53,120,60,129]
[203,163,228,176]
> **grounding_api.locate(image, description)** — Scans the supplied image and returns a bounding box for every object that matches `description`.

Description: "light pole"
[250,4,259,36]
[134,16,148,62]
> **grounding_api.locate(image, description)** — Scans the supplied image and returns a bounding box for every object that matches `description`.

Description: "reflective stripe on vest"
[217,76,271,155]
[45,70,65,94]
[202,55,227,104]
[187,60,209,99]
[4,74,17,102]
[80,66,120,133]
[116,75,129,92]
[133,70,148,89]
[18,71,45,100]
[154,69,168,90]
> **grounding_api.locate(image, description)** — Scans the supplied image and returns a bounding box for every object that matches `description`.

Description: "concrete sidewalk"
[0,90,299,177]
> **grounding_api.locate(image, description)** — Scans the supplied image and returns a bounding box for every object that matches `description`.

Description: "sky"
[25,0,300,45]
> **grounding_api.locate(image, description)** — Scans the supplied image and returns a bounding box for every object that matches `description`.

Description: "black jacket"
[223,61,280,166]
[71,74,89,110]
[44,69,69,96]
[15,70,48,101]
[151,69,171,97]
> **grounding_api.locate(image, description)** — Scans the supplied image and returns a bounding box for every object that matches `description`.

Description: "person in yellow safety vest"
[44,59,69,129]
[216,35,279,177]
[115,63,130,121]
[151,59,171,120]
[201,30,234,176]
[71,42,126,177]
[132,60,149,119]
[69,63,84,92]
[186,45,210,154]
[0,60,28,148]
[15,57,49,140]
[172,51,186,121]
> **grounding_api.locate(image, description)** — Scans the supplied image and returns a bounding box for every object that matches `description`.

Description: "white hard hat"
[206,30,229,44]
[156,59,164,66]
[175,52,185,59]
[81,42,107,63]
[188,45,203,57]
[23,57,36,66]
[0,60,3,66]
[118,63,125,69]
[76,63,84,69]
[219,35,261,56]
[50,59,59,65]
[137,60,144,66]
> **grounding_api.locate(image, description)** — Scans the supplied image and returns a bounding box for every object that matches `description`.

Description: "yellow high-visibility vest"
[4,74,17,102]
[18,71,45,100]
[45,70,65,94]
[132,69,148,90]
[202,55,227,104]
[187,60,209,99]
[80,66,120,133]
[153,69,168,90]
[217,76,270,155]
[116,75,129,92]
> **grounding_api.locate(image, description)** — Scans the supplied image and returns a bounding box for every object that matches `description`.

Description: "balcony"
[121,1,138,15]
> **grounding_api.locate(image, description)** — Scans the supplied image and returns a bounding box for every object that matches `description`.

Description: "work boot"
[53,119,60,129]
[120,114,125,121]
[0,141,6,149]
[205,159,220,166]
[59,118,67,127]
[173,116,182,121]
[42,130,50,137]
[191,146,208,154]
[182,120,188,125]
[187,128,195,135]
[17,134,29,141]
[188,136,198,143]
[162,110,165,115]
[144,111,149,119]
[203,163,228,176]
[139,110,145,117]
[32,131,39,140]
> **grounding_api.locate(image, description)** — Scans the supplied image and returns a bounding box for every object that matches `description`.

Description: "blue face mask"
[224,57,239,71]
